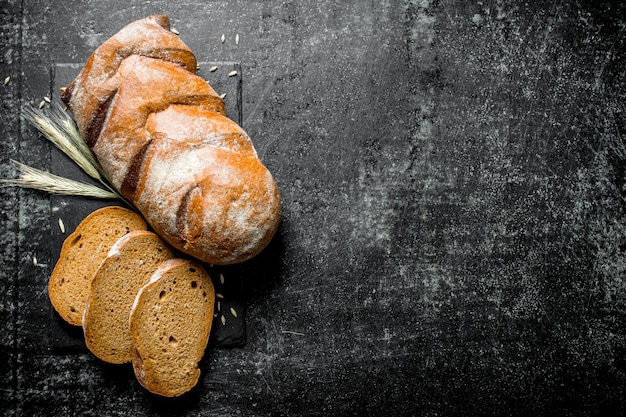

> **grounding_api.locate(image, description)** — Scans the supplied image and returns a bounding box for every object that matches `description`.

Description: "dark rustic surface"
[1,0,626,416]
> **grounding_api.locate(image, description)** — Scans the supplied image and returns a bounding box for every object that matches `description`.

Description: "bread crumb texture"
[83,230,174,363]
[129,258,215,397]
[48,206,147,326]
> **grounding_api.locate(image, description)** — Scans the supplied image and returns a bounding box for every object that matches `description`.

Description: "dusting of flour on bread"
[61,14,281,265]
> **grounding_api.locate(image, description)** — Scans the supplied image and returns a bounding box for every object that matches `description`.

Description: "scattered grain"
[58,218,65,233]
[220,315,226,325]
[230,307,237,318]
[43,96,51,103]
[38,100,46,109]
[219,273,225,285]
[228,70,238,77]
[209,65,218,72]
[220,34,225,43]
[219,93,227,99]
[281,330,305,336]
[171,28,180,35]
[216,293,224,299]
[235,34,239,44]
[3,76,10,85]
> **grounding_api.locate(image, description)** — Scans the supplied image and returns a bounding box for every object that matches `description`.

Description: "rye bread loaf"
[60,15,281,265]
[83,230,175,364]
[129,259,214,397]
[49,206,147,326]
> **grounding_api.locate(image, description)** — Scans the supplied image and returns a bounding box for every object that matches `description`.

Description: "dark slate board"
[49,61,246,352]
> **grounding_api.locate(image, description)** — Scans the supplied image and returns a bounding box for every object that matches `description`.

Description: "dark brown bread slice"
[129,259,214,397]
[83,230,175,364]
[49,206,147,326]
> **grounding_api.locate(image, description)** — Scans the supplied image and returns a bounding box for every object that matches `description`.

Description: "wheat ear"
[22,105,103,180]
[1,160,118,199]
[16,105,130,203]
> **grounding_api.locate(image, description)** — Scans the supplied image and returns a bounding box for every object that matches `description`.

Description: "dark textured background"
[1,0,626,416]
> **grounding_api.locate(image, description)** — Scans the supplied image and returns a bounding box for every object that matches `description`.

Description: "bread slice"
[83,230,175,363]
[49,206,147,326]
[129,259,214,397]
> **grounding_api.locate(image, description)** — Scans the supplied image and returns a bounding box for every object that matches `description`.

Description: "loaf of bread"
[129,259,215,397]
[83,230,175,363]
[49,206,148,326]
[61,15,281,265]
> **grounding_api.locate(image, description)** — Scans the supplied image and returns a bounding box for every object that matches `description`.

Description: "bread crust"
[62,15,281,265]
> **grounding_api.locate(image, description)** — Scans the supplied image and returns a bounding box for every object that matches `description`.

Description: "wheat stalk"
[1,160,118,199]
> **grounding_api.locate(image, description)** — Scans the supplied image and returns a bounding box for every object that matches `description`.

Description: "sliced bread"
[129,259,215,397]
[48,206,148,326]
[83,230,175,364]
